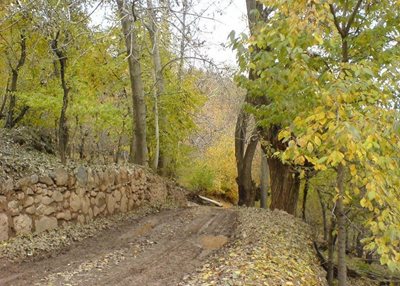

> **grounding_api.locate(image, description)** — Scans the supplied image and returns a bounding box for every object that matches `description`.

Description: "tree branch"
[329,4,345,37]
[344,0,363,35]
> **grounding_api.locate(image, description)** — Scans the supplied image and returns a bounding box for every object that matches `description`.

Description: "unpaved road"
[0,206,238,286]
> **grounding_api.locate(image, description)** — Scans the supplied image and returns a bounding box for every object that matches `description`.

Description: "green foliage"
[0,1,205,169]
[184,162,215,193]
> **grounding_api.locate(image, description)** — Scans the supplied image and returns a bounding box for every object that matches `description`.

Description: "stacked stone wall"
[0,165,186,241]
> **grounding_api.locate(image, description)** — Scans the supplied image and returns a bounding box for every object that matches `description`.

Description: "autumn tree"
[116,0,148,166]
[244,1,400,284]
[0,1,30,128]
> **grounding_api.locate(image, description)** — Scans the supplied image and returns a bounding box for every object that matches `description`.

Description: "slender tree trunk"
[178,0,188,82]
[146,0,166,172]
[317,189,328,241]
[4,33,28,128]
[0,78,10,120]
[355,232,363,258]
[51,32,69,165]
[336,163,347,286]
[260,149,269,208]
[302,171,310,221]
[327,214,336,286]
[117,0,148,166]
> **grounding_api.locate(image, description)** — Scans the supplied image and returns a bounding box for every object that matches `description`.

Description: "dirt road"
[0,206,238,286]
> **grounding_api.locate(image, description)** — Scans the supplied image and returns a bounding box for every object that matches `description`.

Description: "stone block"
[24,196,34,207]
[52,168,69,186]
[35,216,58,233]
[7,201,20,216]
[38,175,54,186]
[0,213,8,241]
[52,191,63,202]
[70,193,81,212]
[13,214,32,235]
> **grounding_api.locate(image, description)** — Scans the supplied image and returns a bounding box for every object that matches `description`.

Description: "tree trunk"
[4,33,28,129]
[178,0,188,82]
[268,156,300,215]
[302,171,310,221]
[51,32,69,165]
[235,108,258,207]
[0,77,9,119]
[317,189,328,241]
[146,0,166,172]
[260,149,269,208]
[336,163,347,286]
[355,232,363,258]
[117,0,148,166]
[328,214,336,286]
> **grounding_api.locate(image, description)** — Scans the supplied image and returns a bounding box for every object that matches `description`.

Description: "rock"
[77,215,85,225]
[77,187,86,197]
[70,193,81,212]
[7,201,20,216]
[37,204,56,215]
[68,175,76,188]
[0,196,7,206]
[39,175,54,186]
[2,179,14,194]
[128,199,134,210]
[13,215,32,234]
[87,168,95,187]
[52,168,69,186]
[41,196,54,205]
[17,192,25,200]
[76,166,88,186]
[0,213,8,241]
[120,195,128,212]
[114,190,122,201]
[35,216,58,233]
[25,188,34,195]
[90,191,97,197]
[119,168,129,184]
[34,195,42,204]
[88,208,93,220]
[16,175,38,189]
[63,200,69,209]
[25,206,36,214]
[93,206,101,217]
[64,191,71,198]
[95,193,106,207]
[56,210,71,220]
[106,194,115,214]
[52,191,63,202]
[24,196,34,207]
[107,169,116,186]
[82,197,90,214]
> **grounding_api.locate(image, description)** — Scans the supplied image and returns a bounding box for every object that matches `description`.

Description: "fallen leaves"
[180,208,328,286]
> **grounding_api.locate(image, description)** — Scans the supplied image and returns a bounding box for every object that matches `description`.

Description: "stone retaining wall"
[0,165,186,241]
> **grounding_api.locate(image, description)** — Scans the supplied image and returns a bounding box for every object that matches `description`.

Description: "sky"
[91,0,248,68]
[194,0,248,66]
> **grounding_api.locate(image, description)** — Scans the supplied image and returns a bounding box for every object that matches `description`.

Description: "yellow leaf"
[314,136,321,147]
[307,142,314,153]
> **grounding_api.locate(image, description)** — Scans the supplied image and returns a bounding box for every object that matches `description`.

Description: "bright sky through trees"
[90,0,247,67]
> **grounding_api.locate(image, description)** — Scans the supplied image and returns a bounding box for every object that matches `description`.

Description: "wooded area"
[1,0,400,285]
